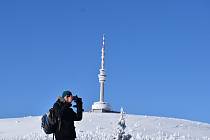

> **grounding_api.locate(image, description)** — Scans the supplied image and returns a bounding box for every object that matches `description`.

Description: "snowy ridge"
[0,112,210,140]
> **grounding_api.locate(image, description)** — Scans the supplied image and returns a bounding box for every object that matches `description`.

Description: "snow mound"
[0,112,210,140]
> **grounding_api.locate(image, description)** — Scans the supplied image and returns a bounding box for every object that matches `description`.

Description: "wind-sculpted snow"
[0,113,210,140]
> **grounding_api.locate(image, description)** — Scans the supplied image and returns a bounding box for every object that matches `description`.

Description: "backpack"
[41,108,58,134]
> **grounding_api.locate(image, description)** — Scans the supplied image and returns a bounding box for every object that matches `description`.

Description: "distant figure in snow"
[53,90,83,140]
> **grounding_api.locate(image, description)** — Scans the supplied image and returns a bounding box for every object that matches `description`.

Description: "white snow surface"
[0,112,210,140]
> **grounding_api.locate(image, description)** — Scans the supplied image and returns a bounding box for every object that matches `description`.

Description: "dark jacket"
[53,97,83,140]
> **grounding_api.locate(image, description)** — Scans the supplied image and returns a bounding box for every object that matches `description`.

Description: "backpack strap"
[53,99,65,131]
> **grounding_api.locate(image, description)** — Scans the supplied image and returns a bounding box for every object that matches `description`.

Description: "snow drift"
[0,112,210,140]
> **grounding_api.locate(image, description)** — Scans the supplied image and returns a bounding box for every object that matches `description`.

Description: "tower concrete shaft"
[98,34,106,102]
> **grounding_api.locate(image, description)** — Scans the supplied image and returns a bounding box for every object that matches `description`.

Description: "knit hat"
[62,90,72,98]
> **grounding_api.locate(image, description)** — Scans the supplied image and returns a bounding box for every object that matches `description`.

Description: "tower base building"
[92,101,111,112]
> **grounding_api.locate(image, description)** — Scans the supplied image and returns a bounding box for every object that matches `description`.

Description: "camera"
[72,95,83,112]
[72,95,82,103]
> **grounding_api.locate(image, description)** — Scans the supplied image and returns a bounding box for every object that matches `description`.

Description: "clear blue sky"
[0,0,210,123]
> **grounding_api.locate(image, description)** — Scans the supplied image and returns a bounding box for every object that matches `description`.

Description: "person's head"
[62,90,73,103]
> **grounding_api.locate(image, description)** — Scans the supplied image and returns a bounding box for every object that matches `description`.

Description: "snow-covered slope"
[0,112,210,140]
